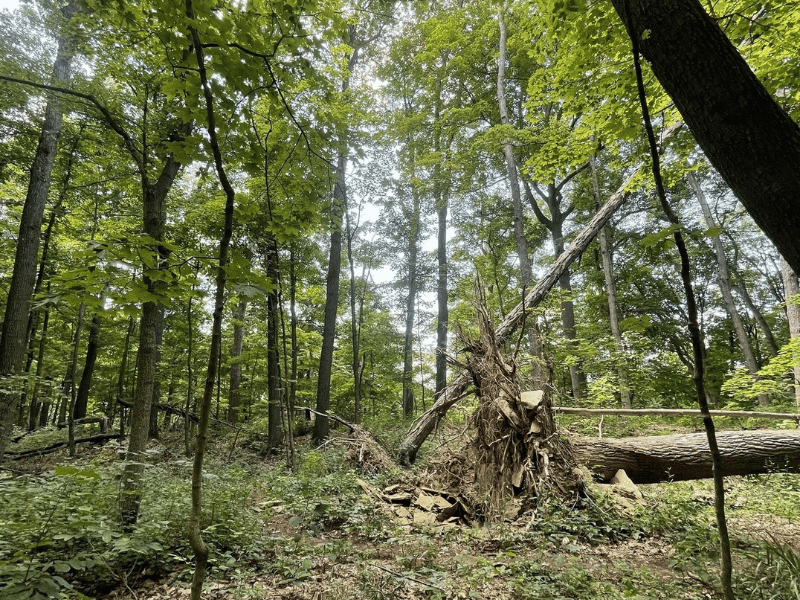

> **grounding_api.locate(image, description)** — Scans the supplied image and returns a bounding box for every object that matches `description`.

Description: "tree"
[0,0,79,459]
[781,258,800,409]
[609,0,800,275]
[689,170,768,405]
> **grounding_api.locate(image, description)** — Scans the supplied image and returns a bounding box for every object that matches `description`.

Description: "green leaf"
[640,224,681,247]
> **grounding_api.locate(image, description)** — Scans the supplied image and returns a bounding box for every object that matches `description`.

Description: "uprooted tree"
[449,285,583,506]
[439,287,800,497]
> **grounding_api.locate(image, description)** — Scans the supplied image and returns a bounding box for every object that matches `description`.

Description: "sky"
[0,0,18,9]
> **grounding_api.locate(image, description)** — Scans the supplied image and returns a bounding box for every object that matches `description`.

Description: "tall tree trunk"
[780,257,800,410]
[609,0,800,276]
[435,189,449,398]
[74,311,101,419]
[112,317,135,422]
[29,302,51,431]
[66,303,86,456]
[18,145,77,426]
[402,188,420,419]
[228,300,246,424]
[314,154,345,443]
[345,205,363,423]
[689,171,768,405]
[551,216,586,399]
[627,28,734,598]
[0,0,79,458]
[314,29,360,442]
[590,155,631,408]
[266,245,283,450]
[496,7,547,385]
[149,306,165,440]
[289,245,299,427]
[121,137,189,526]
[184,15,236,597]
[731,276,779,358]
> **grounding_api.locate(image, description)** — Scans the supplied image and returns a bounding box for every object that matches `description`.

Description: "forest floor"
[4,417,800,600]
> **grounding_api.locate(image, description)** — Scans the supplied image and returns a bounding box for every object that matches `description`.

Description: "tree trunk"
[780,257,800,410]
[345,203,364,424]
[228,300,246,424]
[314,154,345,443]
[689,171,767,404]
[590,155,631,407]
[496,8,546,384]
[609,0,800,276]
[402,185,421,420]
[184,18,236,597]
[731,278,779,358]
[0,0,79,459]
[574,429,800,484]
[266,245,283,450]
[74,311,101,419]
[29,303,50,431]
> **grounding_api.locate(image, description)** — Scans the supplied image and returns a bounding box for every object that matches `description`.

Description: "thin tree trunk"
[0,0,79,459]
[184,14,236,597]
[67,303,86,457]
[345,205,363,423]
[149,308,165,440]
[628,26,733,598]
[780,257,800,410]
[29,303,50,431]
[112,317,135,423]
[690,171,767,405]
[314,152,346,442]
[402,183,421,419]
[266,245,283,450]
[496,7,547,384]
[731,277,779,357]
[228,300,246,424]
[289,245,299,432]
[590,155,631,408]
[185,292,194,458]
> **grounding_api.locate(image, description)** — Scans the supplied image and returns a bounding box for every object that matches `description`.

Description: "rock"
[520,390,544,411]
[610,469,643,500]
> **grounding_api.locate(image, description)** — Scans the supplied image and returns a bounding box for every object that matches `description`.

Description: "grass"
[1,423,799,599]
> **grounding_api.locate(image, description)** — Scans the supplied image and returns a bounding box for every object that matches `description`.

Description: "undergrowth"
[2,423,800,600]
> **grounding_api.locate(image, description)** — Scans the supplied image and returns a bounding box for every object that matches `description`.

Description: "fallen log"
[397,125,683,466]
[5,433,122,459]
[573,429,800,484]
[554,407,800,422]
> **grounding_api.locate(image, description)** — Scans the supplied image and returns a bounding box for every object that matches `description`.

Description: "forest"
[2,0,800,598]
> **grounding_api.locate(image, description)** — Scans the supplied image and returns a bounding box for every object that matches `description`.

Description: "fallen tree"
[399,124,682,466]
[573,429,800,484]
[5,433,122,460]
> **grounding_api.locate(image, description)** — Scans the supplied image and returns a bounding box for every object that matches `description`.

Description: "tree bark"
[496,6,546,386]
[574,430,800,484]
[314,154,345,443]
[74,311,101,419]
[780,257,800,410]
[0,0,79,459]
[266,245,283,450]
[690,171,767,404]
[590,154,631,408]
[228,300,246,425]
[609,0,800,276]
